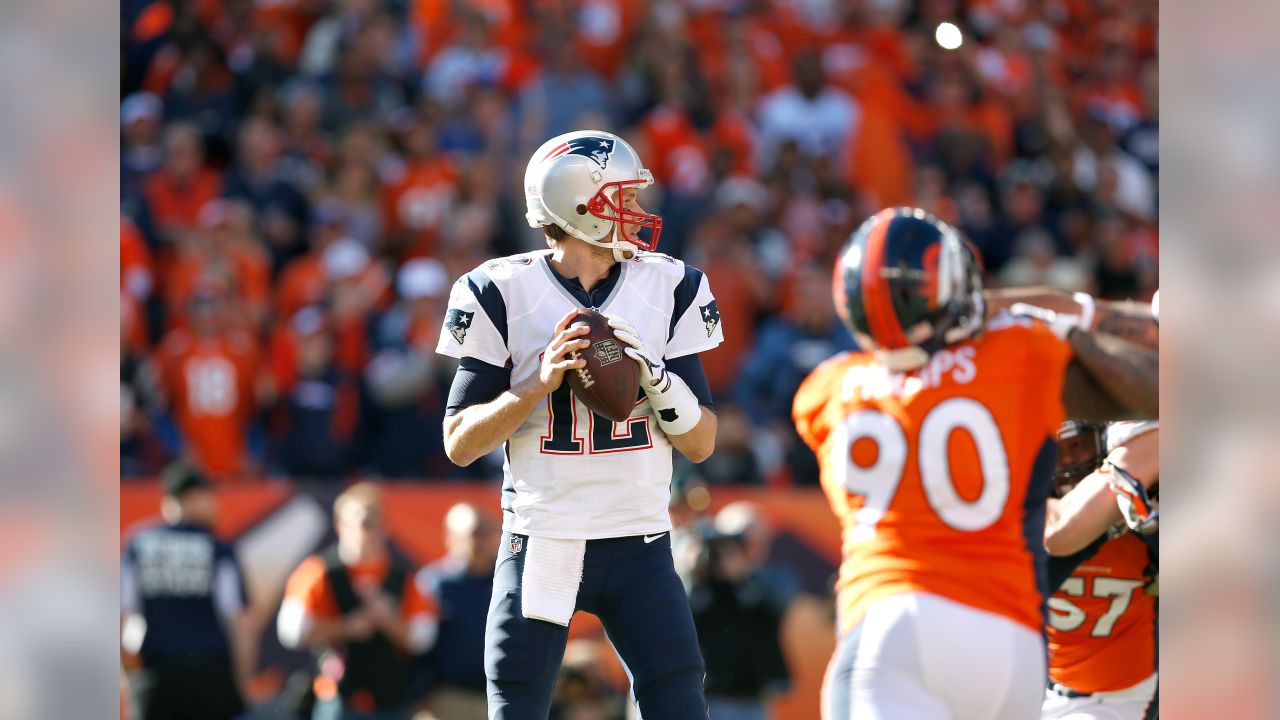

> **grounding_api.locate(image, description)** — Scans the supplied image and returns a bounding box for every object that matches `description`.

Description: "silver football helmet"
[524,130,662,261]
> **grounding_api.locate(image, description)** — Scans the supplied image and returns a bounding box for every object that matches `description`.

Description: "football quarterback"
[437,130,722,719]
[793,208,1158,720]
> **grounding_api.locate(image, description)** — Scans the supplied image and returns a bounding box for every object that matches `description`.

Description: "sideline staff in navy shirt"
[417,503,500,720]
[122,463,256,720]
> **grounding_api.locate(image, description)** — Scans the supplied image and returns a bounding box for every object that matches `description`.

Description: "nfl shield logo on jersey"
[510,535,523,554]
[445,309,474,345]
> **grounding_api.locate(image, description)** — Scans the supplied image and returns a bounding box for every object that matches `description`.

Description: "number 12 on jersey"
[540,384,652,454]
[833,397,1011,541]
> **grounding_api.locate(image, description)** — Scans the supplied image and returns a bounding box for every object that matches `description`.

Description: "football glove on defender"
[606,314,701,436]
[1008,303,1085,340]
[1104,461,1159,535]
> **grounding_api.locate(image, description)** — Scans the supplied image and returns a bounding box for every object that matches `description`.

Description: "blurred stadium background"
[119,0,1157,718]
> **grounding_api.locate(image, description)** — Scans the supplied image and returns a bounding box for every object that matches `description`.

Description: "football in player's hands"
[563,308,640,423]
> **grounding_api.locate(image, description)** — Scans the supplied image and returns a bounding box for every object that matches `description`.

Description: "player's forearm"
[443,373,548,466]
[985,287,1082,317]
[1067,330,1159,418]
[1107,428,1159,489]
[987,288,1157,349]
[666,406,716,463]
[1044,473,1124,556]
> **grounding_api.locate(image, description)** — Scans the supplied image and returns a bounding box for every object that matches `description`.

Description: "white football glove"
[607,315,668,389]
[606,314,701,435]
[1008,303,1084,341]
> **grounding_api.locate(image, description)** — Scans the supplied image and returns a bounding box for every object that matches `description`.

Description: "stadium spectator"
[687,199,772,397]
[152,281,263,479]
[684,506,792,720]
[222,117,309,256]
[121,462,257,720]
[516,31,612,156]
[142,122,221,244]
[998,227,1092,292]
[381,110,457,260]
[121,215,155,307]
[358,258,453,478]
[549,639,628,720]
[424,10,508,110]
[276,199,349,319]
[735,264,855,485]
[677,404,764,487]
[277,483,439,720]
[756,51,858,174]
[271,307,360,479]
[121,92,166,199]
[416,503,501,720]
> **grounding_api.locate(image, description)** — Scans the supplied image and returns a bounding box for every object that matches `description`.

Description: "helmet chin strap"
[578,222,636,262]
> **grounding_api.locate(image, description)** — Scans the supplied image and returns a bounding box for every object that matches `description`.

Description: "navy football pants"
[484,531,708,720]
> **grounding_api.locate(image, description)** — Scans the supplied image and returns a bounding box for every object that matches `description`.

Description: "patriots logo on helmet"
[543,136,616,168]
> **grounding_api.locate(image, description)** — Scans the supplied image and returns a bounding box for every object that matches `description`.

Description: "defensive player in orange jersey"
[793,208,1158,720]
[1042,421,1159,720]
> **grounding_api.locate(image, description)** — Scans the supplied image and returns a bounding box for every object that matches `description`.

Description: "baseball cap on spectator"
[397,258,448,300]
[323,238,370,280]
[121,92,163,126]
[162,462,211,499]
[291,306,329,337]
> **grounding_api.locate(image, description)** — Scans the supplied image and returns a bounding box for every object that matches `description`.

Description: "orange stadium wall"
[121,481,842,720]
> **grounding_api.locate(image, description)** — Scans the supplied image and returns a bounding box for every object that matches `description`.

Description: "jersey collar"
[541,255,625,309]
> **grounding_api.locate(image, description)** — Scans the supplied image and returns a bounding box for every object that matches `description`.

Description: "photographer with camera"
[682,503,792,720]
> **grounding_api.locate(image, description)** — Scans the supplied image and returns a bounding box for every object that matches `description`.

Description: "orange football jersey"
[1047,532,1157,693]
[157,329,260,478]
[794,313,1071,635]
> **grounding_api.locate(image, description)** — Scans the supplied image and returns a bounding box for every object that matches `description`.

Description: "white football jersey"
[436,249,724,540]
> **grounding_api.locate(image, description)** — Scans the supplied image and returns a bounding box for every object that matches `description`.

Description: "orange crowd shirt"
[794,313,1072,635]
[156,329,260,477]
[283,553,439,624]
[1048,532,1158,693]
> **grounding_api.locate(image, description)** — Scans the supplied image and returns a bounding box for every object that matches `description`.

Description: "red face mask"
[586,179,663,252]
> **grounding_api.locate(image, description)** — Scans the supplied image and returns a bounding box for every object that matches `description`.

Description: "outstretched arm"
[1065,330,1159,420]
[986,287,1158,349]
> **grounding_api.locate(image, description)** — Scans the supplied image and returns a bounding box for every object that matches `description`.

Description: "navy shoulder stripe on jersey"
[1023,435,1057,624]
[669,264,704,340]
[466,268,508,345]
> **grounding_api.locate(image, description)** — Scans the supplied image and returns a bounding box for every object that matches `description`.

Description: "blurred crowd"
[120,0,1158,484]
